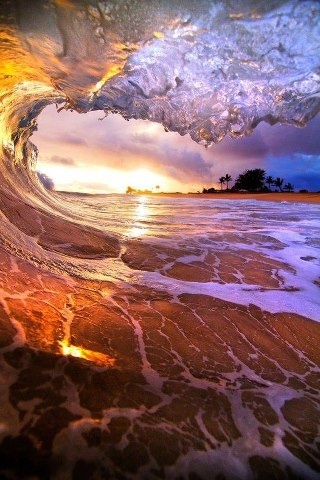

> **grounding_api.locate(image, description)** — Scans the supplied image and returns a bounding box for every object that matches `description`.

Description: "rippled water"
[1,194,320,479]
[59,194,320,321]
[73,194,320,239]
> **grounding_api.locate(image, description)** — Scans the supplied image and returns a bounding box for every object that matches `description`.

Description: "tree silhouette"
[126,186,135,194]
[234,169,266,192]
[266,176,274,191]
[224,173,232,190]
[219,176,226,191]
[202,187,216,194]
[274,177,284,192]
[284,182,294,192]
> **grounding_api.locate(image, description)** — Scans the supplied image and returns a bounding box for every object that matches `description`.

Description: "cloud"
[199,115,320,166]
[50,155,76,165]
[207,129,269,159]
[63,182,113,194]
[132,132,155,144]
[258,116,320,156]
[59,133,87,146]
[37,172,54,190]
[157,147,213,182]
[34,106,216,182]
[265,153,320,191]
[33,105,320,192]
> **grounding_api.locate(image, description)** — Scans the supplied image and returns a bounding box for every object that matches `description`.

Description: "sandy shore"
[154,192,320,203]
[59,191,320,203]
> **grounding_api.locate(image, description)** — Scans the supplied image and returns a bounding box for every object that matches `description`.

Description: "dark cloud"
[265,154,320,191]
[158,147,213,182]
[207,129,269,159]
[201,115,320,166]
[50,155,76,166]
[37,172,54,190]
[259,116,320,156]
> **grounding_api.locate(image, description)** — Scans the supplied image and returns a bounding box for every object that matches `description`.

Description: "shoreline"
[58,191,320,204]
[1,194,319,478]
[157,192,320,203]
[1,245,319,479]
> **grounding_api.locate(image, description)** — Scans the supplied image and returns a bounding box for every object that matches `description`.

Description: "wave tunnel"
[0,1,320,478]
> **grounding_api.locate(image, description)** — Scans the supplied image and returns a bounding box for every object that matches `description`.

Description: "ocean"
[1,194,319,479]
[60,194,320,320]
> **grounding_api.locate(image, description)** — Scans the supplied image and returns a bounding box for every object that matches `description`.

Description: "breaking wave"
[0,0,320,274]
[1,3,320,479]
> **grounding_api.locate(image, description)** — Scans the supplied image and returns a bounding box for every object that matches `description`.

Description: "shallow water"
[60,194,320,321]
[0,195,319,479]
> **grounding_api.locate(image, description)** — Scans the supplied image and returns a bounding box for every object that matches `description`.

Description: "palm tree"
[219,176,226,191]
[224,173,232,190]
[284,182,294,192]
[234,169,266,192]
[266,176,274,191]
[274,177,284,192]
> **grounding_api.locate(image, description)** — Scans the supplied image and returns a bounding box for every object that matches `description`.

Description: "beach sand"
[155,192,320,203]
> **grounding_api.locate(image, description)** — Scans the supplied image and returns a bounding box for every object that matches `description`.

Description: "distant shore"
[153,192,320,204]
[57,191,320,204]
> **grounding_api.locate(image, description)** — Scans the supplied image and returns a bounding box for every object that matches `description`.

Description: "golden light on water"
[59,340,115,367]
[127,195,150,238]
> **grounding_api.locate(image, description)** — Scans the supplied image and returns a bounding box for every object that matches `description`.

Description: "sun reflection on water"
[127,195,150,238]
[59,340,115,367]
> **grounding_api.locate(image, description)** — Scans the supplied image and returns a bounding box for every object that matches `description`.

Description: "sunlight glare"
[128,168,164,191]
[36,163,168,194]
[127,195,150,238]
[59,340,115,367]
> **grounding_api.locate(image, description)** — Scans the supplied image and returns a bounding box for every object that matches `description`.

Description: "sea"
[0,194,319,479]
[61,194,320,322]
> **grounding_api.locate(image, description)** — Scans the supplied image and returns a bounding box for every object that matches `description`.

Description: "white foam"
[79,196,320,322]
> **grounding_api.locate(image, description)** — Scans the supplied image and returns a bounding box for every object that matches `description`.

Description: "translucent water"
[58,194,320,322]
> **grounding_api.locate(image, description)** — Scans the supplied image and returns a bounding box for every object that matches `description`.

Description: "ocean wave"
[1,0,320,274]
[1,3,320,478]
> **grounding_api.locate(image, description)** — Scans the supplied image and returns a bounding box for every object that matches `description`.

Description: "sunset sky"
[33,106,320,194]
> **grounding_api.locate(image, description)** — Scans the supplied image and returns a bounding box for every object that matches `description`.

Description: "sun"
[127,168,165,191]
